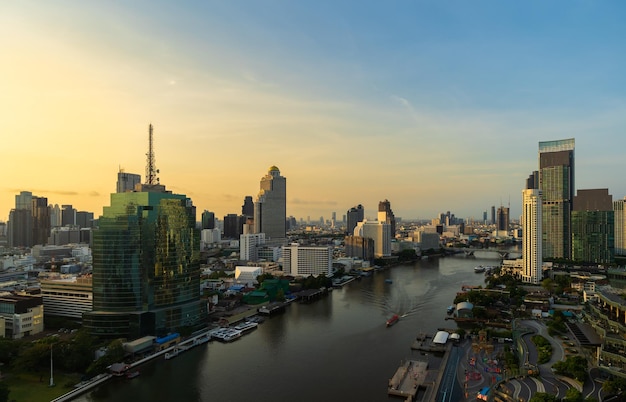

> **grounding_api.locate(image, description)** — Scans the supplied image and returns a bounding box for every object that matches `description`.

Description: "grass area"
[4,371,81,402]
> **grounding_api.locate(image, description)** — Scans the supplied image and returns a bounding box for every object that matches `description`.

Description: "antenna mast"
[146,124,159,185]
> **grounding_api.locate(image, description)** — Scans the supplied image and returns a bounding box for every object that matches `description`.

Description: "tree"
[563,387,583,402]
[0,382,9,402]
[529,392,559,402]
[541,278,554,294]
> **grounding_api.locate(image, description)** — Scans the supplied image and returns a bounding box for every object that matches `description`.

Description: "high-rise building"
[8,191,34,247]
[282,244,332,277]
[491,206,496,225]
[497,206,510,232]
[201,210,215,230]
[116,170,141,193]
[346,205,364,235]
[224,214,245,239]
[83,124,206,339]
[61,205,76,227]
[240,233,265,261]
[539,138,575,260]
[344,235,375,261]
[378,199,396,236]
[571,189,614,264]
[253,166,287,239]
[76,211,94,229]
[32,196,50,246]
[242,196,254,219]
[522,188,542,284]
[49,204,62,228]
[614,197,626,257]
[354,220,391,258]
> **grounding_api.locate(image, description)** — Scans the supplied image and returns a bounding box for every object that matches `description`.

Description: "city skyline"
[2,1,626,222]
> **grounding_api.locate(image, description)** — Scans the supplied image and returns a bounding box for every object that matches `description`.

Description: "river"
[76,251,510,402]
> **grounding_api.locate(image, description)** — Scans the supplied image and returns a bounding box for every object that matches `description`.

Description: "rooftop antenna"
[146,124,159,185]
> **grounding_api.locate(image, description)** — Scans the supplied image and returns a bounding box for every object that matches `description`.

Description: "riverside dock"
[388,359,431,400]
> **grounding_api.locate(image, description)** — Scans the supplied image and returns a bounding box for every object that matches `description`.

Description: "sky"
[1,1,626,223]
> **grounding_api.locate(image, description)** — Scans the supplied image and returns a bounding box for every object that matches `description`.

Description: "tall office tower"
[32,196,50,246]
[496,206,510,232]
[224,214,245,239]
[61,205,76,226]
[344,235,375,261]
[526,171,539,190]
[240,233,266,261]
[483,211,487,223]
[116,170,141,193]
[491,206,496,225]
[346,204,364,235]
[354,220,391,257]
[539,138,575,260]
[378,199,396,236]
[201,210,215,230]
[571,189,614,264]
[242,196,254,219]
[83,125,205,339]
[253,166,287,240]
[282,244,332,277]
[8,191,34,247]
[76,211,94,228]
[522,188,542,284]
[614,197,626,256]
[49,204,62,228]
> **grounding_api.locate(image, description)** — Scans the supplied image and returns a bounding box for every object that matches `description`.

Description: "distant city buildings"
[253,166,287,240]
[496,206,509,232]
[201,210,216,230]
[378,199,396,237]
[116,170,141,193]
[354,220,391,258]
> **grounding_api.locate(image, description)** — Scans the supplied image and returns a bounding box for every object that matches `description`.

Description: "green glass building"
[571,188,614,264]
[83,189,206,339]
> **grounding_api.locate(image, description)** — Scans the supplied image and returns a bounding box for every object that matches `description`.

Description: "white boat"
[474,266,485,273]
[233,321,258,333]
[211,328,242,342]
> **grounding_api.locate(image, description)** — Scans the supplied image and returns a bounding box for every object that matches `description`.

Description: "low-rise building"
[0,295,44,339]
[40,275,92,320]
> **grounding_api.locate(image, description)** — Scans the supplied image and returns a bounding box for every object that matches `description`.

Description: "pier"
[388,359,430,400]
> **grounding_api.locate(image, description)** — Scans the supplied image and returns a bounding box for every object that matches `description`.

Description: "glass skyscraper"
[539,138,575,260]
[253,166,286,240]
[83,189,206,339]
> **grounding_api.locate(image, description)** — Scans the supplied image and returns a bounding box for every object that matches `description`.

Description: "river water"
[76,252,510,402]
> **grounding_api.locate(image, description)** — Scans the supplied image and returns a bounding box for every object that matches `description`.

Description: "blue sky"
[1,1,625,222]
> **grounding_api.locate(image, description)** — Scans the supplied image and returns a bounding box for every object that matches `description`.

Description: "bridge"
[446,247,522,260]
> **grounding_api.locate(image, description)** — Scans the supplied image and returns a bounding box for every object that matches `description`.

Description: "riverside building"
[254,166,287,240]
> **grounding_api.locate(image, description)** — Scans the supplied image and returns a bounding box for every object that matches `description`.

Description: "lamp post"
[49,345,54,387]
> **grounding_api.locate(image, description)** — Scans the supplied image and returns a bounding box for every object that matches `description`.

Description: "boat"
[385,279,393,284]
[474,266,485,273]
[233,321,258,333]
[447,305,455,314]
[211,328,242,342]
[386,314,399,327]
[126,370,140,379]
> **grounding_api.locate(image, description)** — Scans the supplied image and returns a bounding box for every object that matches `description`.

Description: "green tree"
[529,392,559,402]
[0,382,9,402]
[563,387,583,402]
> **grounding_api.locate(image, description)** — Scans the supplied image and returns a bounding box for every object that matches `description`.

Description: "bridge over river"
[446,247,522,260]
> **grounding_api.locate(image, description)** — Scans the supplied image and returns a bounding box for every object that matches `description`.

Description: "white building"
[234,266,263,287]
[0,295,44,339]
[354,220,391,258]
[282,244,332,277]
[413,231,440,251]
[201,228,221,247]
[522,189,542,284]
[240,233,266,261]
[40,276,93,320]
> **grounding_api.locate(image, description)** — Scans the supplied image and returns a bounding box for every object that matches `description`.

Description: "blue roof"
[155,333,180,344]
[479,387,490,395]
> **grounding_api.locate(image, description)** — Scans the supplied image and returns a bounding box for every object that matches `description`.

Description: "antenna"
[146,124,158,185]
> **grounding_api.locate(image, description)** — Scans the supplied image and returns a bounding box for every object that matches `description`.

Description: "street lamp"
[49,345,55,387]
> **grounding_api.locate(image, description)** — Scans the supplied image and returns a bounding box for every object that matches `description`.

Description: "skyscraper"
[201,210,215,230]
[496,206,509,232]
[32,196,50,245]
[614,197,626,257]
[571,189,614,264]
[61,204,76,226]
[346,204,364,235]
[8,191,34,247]
[378,199,396,236]
[83,125,205,339]
[116,170,141,193]
[539,138,575,260]
[242,196,254,219]
[522,188,542,284]
[253,166,287,240]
